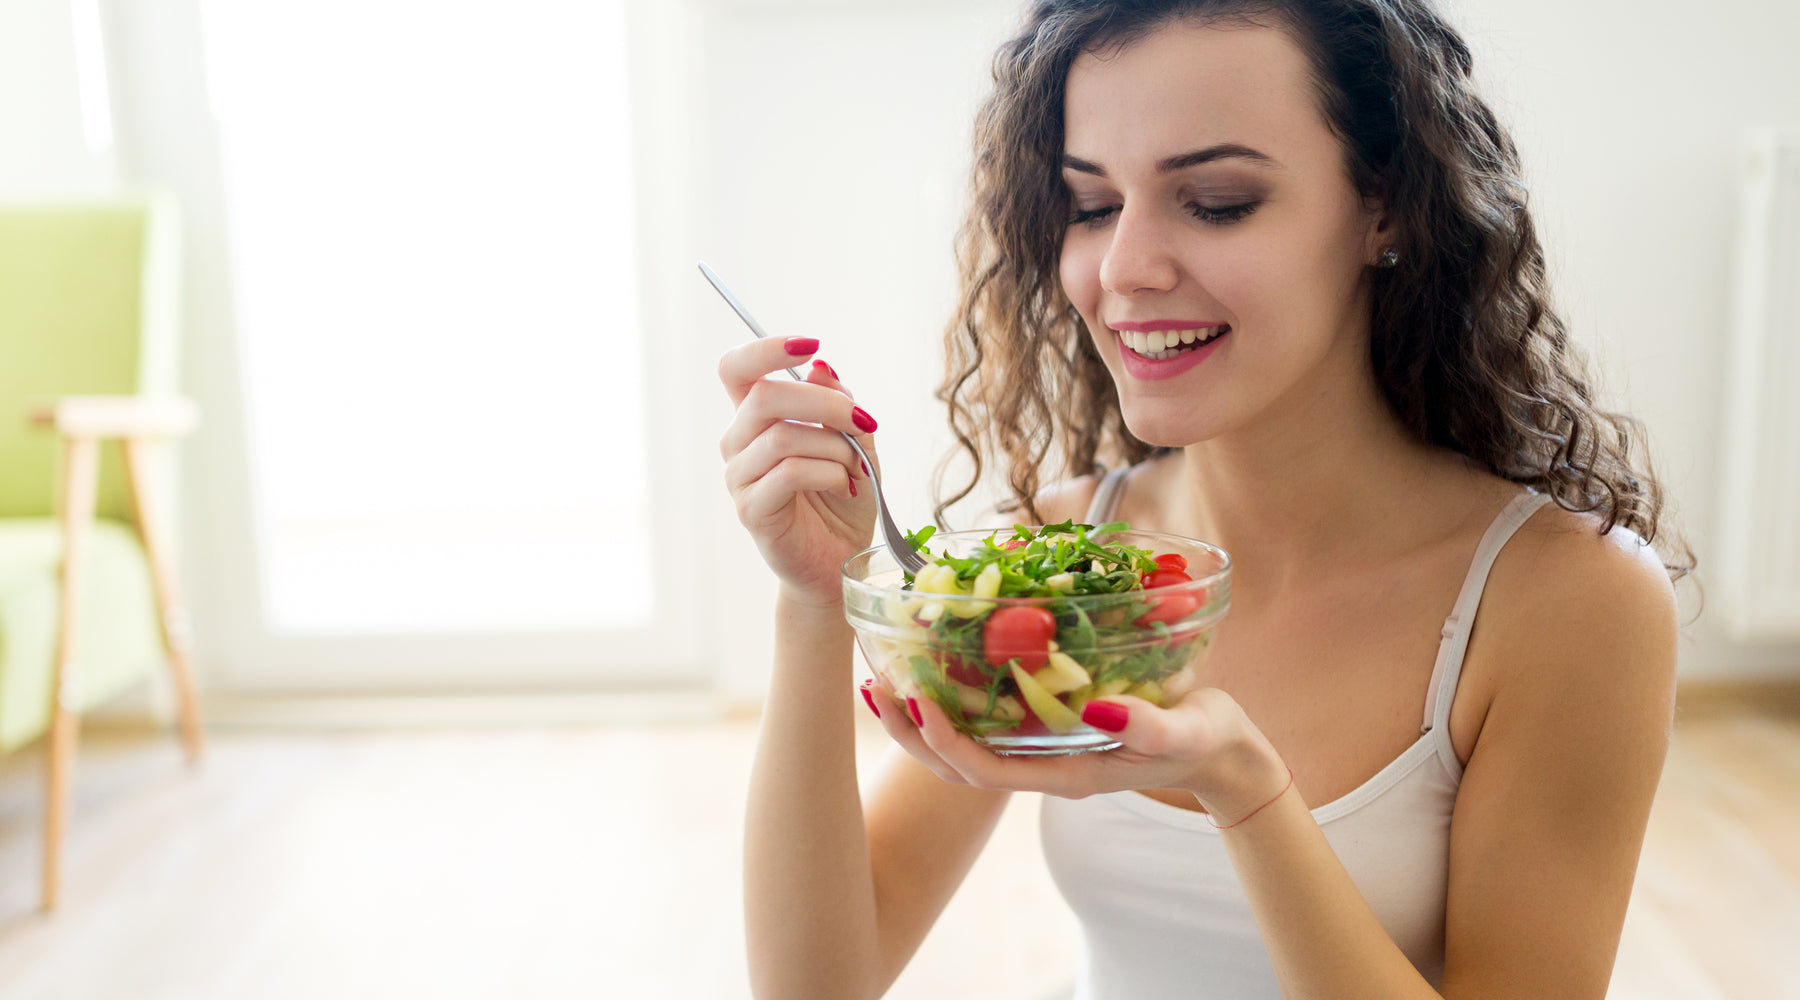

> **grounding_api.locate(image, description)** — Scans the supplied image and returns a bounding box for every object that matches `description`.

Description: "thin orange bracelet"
[1207,766,1295,830]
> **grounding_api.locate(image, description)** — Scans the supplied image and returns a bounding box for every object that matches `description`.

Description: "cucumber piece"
[1128,679,1165,705]
[1011,663,1083,733]
[1095,677,1132,698]
[1034,651,1092,696]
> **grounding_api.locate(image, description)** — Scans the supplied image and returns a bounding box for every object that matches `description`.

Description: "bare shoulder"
[1491,501,1679,652]
[1475,499,1679,739]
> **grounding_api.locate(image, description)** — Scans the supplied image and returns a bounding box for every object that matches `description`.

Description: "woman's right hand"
[718,336,878,608]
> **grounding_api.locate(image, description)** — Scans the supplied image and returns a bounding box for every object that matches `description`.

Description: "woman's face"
[1058,20,1388,447]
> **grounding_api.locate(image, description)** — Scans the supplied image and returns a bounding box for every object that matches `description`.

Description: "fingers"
[808,360,879,480]
[736,455,861,524]
[858,681,1253,801]
[1072,691,1233,763]
[716,339,877,531]
[900,696,1078,794]
[718,377,876,461]
[724,420,864,499]
[805,358,852,401]
[863,678,967,786]
[716,335,823,406]
[1078,695,1162,752]
[902,693,1094,794]
[883,687,1201,799]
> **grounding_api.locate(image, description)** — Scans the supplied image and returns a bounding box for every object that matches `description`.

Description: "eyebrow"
[1061,143,1278,177]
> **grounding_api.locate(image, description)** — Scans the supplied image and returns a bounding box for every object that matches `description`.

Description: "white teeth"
[1117,325,1229,360]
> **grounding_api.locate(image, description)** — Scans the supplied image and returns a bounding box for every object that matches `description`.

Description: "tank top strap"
[1421,490,1556,736]
[1082,465,1134,524]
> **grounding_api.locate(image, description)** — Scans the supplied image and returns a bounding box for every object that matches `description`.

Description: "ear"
[1360,187,1396,266]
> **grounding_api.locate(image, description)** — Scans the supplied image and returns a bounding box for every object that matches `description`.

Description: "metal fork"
[698,261,930,576]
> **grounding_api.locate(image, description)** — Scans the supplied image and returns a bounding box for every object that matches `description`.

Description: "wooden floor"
[0,684,1797,999]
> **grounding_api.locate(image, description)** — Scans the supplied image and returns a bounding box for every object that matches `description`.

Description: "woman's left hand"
[873,681,1291,825]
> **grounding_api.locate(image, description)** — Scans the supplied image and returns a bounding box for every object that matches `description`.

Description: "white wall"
[3,0,1796,698]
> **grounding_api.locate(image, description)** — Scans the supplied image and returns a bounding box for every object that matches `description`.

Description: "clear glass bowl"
[842,528,1230,756]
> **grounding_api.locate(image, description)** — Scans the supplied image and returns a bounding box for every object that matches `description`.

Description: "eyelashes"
[1067,205,1118,227]
[1191,202,1257,225]
[1066,201,1259,228]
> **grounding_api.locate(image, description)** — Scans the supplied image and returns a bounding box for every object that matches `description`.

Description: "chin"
[1131,428,1210,449]
[1117,402,1223,449]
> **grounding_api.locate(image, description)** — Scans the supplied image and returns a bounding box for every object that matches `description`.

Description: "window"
[200,0,651,636]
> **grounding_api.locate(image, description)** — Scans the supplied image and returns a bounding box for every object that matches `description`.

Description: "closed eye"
[1192,202,1257,224]
[1066,202,1259,228]
[1069,205,1119,227]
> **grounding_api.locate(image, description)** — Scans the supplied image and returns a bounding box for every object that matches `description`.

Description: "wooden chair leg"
[42,694,81,913]
[122,437,204,763]
[44,435,100,912]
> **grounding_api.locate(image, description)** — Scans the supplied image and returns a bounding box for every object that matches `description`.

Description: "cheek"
[1200,224,1347,334]
[1057,237,1103,314]
[1164,244,1269,340]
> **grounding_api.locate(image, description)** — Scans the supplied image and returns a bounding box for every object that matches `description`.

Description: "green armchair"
[0,196,205,911]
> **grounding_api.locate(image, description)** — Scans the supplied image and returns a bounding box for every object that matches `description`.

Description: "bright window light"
[199,0,650,634]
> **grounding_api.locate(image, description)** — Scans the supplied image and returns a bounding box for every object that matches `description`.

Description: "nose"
[1098,203,1180,297]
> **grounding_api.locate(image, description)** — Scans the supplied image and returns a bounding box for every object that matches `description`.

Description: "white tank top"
[1040,469,1553,998]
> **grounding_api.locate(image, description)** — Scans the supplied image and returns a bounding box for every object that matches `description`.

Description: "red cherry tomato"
[1153,552,1188,573]
[1135,591,1200,627]
[1001,538,1027,551]
[982,606,1057,671]
[1143,568,1193,589]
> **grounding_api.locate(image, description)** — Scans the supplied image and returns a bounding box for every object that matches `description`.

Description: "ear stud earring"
[1376,247,1400,268]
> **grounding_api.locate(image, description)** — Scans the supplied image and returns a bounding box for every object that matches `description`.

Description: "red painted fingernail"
[860,459,870,476]
[1081,700,1129,733]
[852,406,878,433]
[848,477,858,498]
[811,358,839,380]
[906,697,923,727]
[784,337,820,356]
[860,680,880,718]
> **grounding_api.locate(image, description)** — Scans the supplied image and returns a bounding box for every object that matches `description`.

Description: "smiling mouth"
[1115,325,1231,360]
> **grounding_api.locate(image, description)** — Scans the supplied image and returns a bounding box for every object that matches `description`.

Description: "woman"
[716,1,1691,996]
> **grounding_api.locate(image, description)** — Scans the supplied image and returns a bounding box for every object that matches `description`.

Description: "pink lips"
[1115,326,1230,381]
[1109,319,1226,332]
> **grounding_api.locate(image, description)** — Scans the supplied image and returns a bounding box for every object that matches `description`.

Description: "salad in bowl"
[842,521,1230,755]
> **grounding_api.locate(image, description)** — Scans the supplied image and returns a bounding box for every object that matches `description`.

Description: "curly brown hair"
[934,0,1693,580]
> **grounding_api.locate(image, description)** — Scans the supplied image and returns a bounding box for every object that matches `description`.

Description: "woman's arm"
[713,334,958,998]
[1219,518,1678,999]
[745,478,1112,997]
[744,593,1013,1000]
[743,594,885,998]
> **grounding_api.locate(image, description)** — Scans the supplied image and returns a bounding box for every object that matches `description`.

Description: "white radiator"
[1718,128,1800,641]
